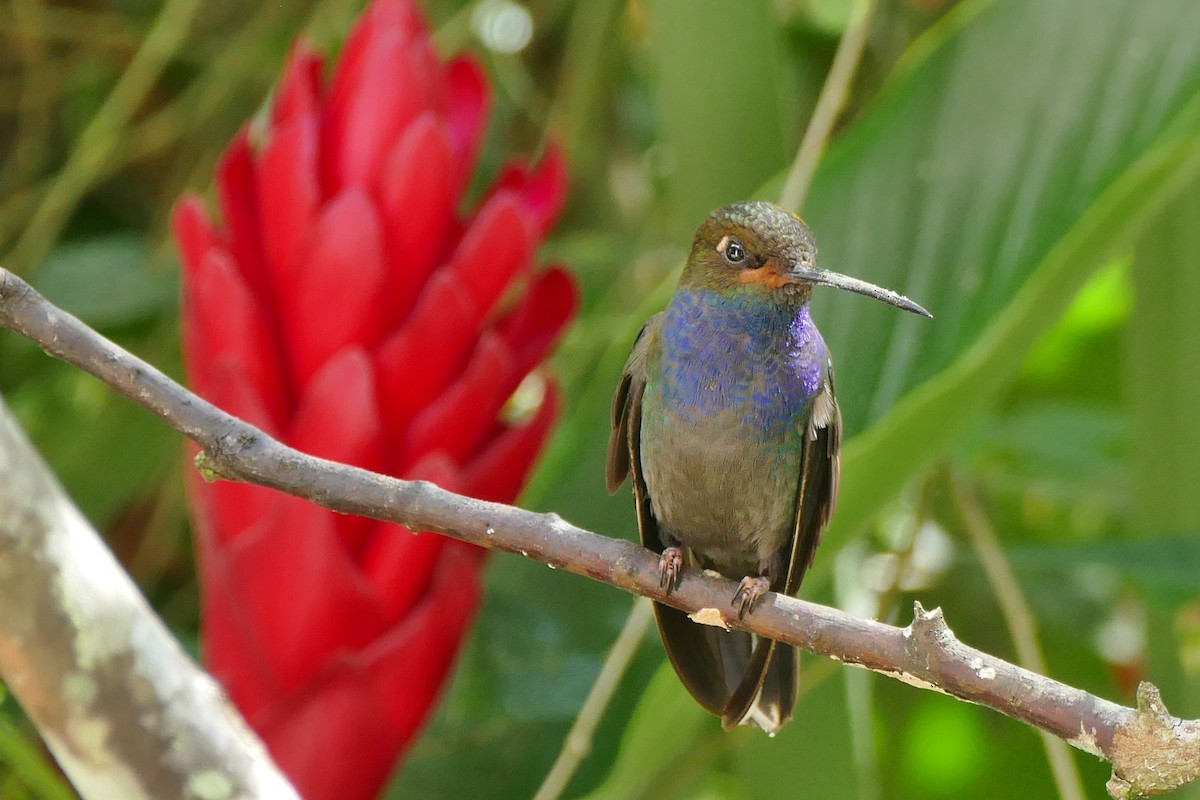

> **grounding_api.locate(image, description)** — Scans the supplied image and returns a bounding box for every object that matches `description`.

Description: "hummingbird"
[607,200,930,733]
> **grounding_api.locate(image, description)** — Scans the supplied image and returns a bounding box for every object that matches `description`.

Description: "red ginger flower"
[171,2,577,797]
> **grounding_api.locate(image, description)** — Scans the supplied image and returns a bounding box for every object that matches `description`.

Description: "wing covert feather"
[606,314,738,715]
[606,315,658,494]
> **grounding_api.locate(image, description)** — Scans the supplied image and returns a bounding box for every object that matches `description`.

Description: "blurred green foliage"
[3,0,1200,798]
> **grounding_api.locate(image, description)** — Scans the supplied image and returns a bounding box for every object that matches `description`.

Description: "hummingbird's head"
[684,200,931,317]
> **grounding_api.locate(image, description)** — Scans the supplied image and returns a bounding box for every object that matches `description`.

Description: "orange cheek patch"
[738,266,793,290]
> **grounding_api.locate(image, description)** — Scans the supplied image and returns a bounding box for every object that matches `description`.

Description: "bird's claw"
[659,547,684,593]
[733,576,770,619]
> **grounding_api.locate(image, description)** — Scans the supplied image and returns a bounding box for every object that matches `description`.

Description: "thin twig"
[534,598,655,800]
[778,0,875,214]
[950,470,1087,800]
[0,266,1196,799]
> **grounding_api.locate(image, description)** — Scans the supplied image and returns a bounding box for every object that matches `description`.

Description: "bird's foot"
[732,576,771,619]
[659,547,685,592]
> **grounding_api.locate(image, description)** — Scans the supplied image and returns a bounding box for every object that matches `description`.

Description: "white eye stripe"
[716,235,731,254]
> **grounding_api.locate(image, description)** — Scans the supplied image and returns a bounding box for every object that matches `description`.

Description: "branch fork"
[1107,684,1200,799]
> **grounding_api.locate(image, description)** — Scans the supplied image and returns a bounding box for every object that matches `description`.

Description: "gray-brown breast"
[638,393,805,574]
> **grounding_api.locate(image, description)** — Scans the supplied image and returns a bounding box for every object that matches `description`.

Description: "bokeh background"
[3,0,1200,798]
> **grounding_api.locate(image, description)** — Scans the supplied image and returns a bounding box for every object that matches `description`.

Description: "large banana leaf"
[1129,187,1200,537]
[1127,174,1200,798]
[585,0,1200,796]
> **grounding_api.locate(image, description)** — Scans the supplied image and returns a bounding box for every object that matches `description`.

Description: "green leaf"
[1008,535,1200,607]
[0,717,75,800]
[971,403,1127,491]
[1020,258,1132,385]
[34,235,177,328]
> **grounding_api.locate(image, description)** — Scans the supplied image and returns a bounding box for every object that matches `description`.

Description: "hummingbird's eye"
[719,236,746,264]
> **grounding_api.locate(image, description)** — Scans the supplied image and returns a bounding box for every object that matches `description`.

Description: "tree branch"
[0,265,1196,798]
[0,385,298,799]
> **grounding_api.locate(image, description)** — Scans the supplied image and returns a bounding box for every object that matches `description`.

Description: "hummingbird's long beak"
[788,264,932,318]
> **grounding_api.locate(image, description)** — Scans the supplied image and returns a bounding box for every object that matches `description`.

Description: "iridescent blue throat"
[658,288,827,439]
